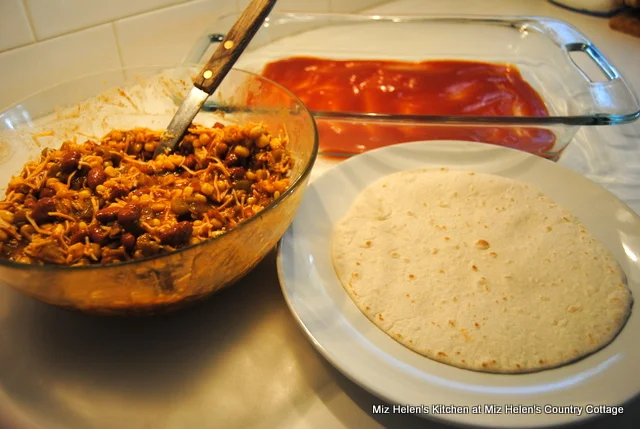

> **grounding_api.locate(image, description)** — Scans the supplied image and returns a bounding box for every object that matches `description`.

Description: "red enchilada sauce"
[260,57,556,157]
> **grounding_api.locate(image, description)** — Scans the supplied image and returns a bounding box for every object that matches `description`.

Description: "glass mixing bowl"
[0,66,318,315]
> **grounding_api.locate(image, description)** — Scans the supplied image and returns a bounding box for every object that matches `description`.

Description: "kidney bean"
[159,221,193,246]
[39,187,56,198]
[48,163,61,178]
[78,165,91,176]
[95,206,121,223]
[88,224,108,245]
[121,233,136,252]
[69,230,88,245]
[224,151,239,167]
[60,150,81,173]
[31,197,56,224]
[183,154,197,169]
[24,197,36,209]
[109,186,129,200]
[228,166,245,179]
[87,167,107,190]
[117,203,142,234]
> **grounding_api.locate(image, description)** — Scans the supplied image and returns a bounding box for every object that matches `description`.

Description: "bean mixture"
[0,123,293,265]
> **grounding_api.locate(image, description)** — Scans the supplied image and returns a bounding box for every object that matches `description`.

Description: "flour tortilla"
[331,168,633,373]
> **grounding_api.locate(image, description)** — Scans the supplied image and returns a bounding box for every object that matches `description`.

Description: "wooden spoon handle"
[194,0,278,94]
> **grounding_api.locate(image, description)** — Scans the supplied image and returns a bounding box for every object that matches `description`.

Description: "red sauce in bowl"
[260,57,556,157]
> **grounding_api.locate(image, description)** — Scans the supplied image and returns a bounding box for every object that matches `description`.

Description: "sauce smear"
[260,57,556,157]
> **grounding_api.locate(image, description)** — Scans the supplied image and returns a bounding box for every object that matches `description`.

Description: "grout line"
[111,22,127,68]
[18,0,192,43]
[23,22,111,44]
[4,23,122,50]
[20,0,38,41]
[0,40,36,54]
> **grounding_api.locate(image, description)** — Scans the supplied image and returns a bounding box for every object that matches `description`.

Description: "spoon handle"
[194,0,278,94]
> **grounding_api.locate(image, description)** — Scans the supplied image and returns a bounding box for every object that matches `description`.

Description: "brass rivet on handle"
[203,70,213,79]
[224,40,234,49]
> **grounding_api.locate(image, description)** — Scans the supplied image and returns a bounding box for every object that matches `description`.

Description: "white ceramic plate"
[277,141,640,428]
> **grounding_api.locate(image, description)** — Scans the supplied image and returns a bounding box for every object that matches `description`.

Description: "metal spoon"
[153,0,278,158]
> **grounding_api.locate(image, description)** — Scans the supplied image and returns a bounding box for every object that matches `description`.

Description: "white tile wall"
[238,0,387,13]
[0,24,121,109]
[0,0,390,110]
[115,0,236,67]
[25,0,190,40]
[0,0,34,52]
[238,0,330,13]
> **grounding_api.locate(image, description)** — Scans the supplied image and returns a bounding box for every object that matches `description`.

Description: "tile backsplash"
[24,0,191,41]
[114,0,237,68]
[0,0,34,52]
[0,25,121,110]
[0,0,388,110]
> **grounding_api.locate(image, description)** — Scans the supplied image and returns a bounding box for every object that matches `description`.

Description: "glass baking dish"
[182,13,640,160]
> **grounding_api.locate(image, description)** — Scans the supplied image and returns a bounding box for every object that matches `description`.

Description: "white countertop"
[1,1,639,429]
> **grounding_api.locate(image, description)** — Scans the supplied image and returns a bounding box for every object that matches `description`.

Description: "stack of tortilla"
[331,168,633,373]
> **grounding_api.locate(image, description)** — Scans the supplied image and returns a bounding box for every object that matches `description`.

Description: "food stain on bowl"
[0,140,8,164]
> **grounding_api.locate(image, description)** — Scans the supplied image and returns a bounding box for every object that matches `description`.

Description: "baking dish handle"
[564,42,619,81]
[562,41,640,121]
[183,33,225,65]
